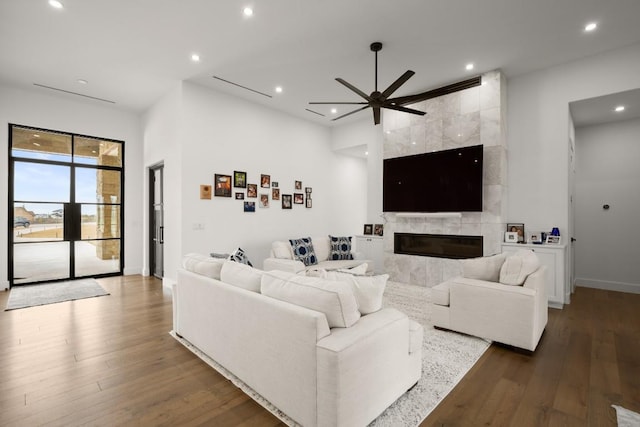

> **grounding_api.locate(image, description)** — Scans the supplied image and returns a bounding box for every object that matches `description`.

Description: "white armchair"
[431,251,548,351]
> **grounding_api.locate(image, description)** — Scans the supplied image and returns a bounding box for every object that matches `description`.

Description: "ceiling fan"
[309,42,427,125]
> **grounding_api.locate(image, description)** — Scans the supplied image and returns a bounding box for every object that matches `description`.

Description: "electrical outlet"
[192,223,205,230]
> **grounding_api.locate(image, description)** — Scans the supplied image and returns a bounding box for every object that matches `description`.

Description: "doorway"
[8,124,124,285]
[149,164,164,279]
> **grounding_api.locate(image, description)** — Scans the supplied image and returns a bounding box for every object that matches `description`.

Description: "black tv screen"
[383,145,483,213]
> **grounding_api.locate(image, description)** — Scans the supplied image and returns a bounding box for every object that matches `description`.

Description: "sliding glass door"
[9,125,124,285]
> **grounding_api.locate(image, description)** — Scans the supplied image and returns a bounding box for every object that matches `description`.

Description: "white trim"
[162,276,177,291]
[1,280,9,291]
[576,278,640,294]
[394,212,463,218]
[123,267,142,275]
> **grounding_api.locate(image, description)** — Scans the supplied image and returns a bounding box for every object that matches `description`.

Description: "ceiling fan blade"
[336,78,371,100]
[373,107,381,125]
[309,102,368,105]
[381,70,415,99]
[389,76,482,105]
[331,106,370,121]
[382,104,426,115]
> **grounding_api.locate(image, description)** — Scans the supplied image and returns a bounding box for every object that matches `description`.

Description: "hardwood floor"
[1,276,638,426]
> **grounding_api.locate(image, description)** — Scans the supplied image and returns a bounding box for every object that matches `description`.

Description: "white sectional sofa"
[263,235,373,274]
[431,251,548,351]
[173,254,422,427]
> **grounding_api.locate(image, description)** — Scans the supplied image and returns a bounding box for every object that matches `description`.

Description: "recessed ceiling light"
[77,79,88,85]
[615,105,625,112]
[49,0,63,9]
[411,141,416,145]
[365,151,369,156]
[385,130,391,134]
[465,63,474,71]
[584,22,597,32]
[243,7,253,16]
[275,86,283,93]
[330,108,337,114]
[191,53,200,62]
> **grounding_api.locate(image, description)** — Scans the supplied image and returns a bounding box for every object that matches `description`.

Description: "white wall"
[145,82,367,282]
[507,43,640,237]
[574,118,640,293]
[0,84,144,288]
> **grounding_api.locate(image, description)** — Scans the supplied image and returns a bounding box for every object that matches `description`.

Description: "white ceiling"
[570,88,640,128]
[2,1,640,127]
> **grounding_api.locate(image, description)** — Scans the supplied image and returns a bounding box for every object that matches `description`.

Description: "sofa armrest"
[316,308,422,426]
[263,257,305,273]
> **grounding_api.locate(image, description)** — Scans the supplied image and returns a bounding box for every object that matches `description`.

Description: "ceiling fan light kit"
[310,42,481,125]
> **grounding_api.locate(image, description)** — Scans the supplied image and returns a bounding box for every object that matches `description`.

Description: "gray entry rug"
[171,281,490,426]
[613,405,640,427]
[5,278,109,310]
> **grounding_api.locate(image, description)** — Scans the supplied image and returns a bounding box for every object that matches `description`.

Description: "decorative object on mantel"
[507,223,525,243]
[233,171,247,188]
[214,174,232,197]
[551,227,560,237]
[374,224,384,236]
[504,231,518,243]
[200,185,212,200]
[546,235,561,244]
[364,224,373,235]
[247,184,257,198]
[529,232,543,244]
[282,194,292,209]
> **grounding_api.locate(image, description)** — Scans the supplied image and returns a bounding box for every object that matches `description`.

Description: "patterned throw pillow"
[228,247,253,267]
[289,237,318,266]
[329,235,354,260]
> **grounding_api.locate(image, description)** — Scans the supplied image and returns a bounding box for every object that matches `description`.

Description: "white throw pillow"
[220,260,263,293]
[325,271,388,315]
[499,250,540,286]
[461,253,507,282]
[272,241,293,259]
[337,263,368,276]
[182,253,225,280]
[311,236,331,262]
[261,271,360,328]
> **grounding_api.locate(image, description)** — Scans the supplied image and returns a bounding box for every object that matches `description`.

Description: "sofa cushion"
[220,260,263,293]
[315,259,369,271]
[328,235,354,260]
[461,253,507,282]
[228,247,253,267]
[499,250,540,286]
[272,241,293,259]
[431,281,451,306]
[261,271,360,328]
[182,253,225,280]
[289,237,318,266]
[325,271,388,315]
[312,236,330,262]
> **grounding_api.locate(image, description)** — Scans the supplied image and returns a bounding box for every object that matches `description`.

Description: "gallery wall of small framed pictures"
[204,172,313,212]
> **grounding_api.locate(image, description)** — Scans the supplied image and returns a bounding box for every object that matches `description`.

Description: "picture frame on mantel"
[363,224,373,235]
[506,223,525,243]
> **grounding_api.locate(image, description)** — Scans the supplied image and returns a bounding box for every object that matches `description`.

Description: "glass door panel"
[13,203,65,242]
[13,242,70,285]
[11,127,72,162]
[14,162,70,203]
[76,167,121,203]
[74,137,122,167]
[74,240,120,277]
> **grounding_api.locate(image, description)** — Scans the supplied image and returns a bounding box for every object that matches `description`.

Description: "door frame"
[148,162,164,279]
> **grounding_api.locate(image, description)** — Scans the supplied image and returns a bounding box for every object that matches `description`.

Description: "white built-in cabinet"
[355,235,384,274]
[501,243,569,309]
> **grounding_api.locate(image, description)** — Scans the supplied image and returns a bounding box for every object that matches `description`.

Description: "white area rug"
[5,278,109,310]
[613,405,640,427]
[171,281,490,426]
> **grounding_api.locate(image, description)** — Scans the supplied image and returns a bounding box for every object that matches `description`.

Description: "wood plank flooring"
[1,276,638,426]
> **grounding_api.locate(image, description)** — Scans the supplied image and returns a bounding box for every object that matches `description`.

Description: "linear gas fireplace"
[394,233,483,259]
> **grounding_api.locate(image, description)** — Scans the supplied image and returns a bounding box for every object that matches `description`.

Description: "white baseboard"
[123,267,143,276]
[1,280,9,291]
[576,278,640,294]
[141,268,150,276]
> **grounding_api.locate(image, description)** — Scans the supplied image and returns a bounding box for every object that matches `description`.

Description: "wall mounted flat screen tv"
[383,144,483,213]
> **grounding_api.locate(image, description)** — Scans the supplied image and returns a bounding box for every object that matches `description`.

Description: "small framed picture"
[305,187,312,194]
[306,197,312,208]
[295,180,302,190]
[247,184,257,198]
[364,224,373,235]
[504,231,518,243]
[282,194,292,209]
[233,171,247,188]
[261,174,271,188]
[374,224,384,236]
[235,192,244,200]
[506,223,525,243]
[294,193,304,204]
[214,174,232,197]
[200,185,212,200]
[244,201,255,212]
[272,181,279,188]
[528,232,543,244]
[259,194,269,208]
[546,235,562,244]
[272,188,280,200]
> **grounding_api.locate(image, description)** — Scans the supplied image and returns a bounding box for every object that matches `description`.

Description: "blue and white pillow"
[289,237,318,266]
[329,235,353,260]
[228,247,253,267]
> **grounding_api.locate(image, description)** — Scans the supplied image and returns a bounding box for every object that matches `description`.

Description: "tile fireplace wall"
[382,70,507,287]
